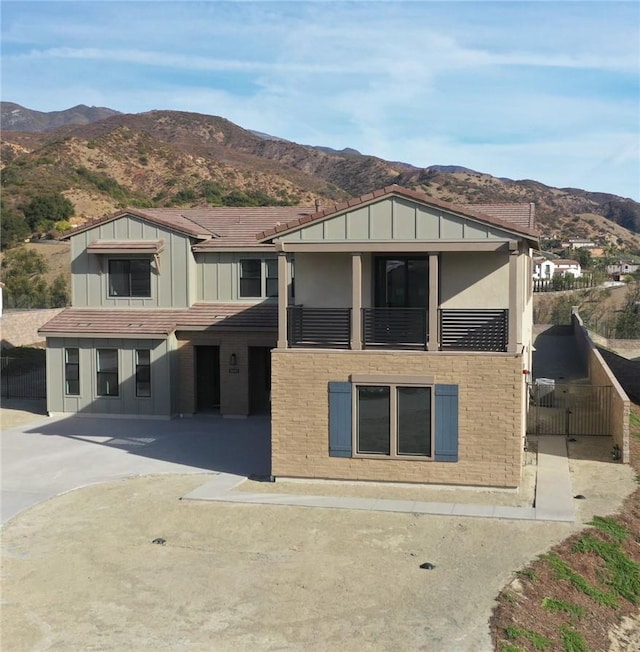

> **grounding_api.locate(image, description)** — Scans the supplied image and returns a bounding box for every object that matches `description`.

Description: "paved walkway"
[532,324,588,382]
[1,410,270,524]
[184,437,576,522]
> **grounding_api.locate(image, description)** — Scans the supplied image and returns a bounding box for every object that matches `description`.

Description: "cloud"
[1,0,638,198]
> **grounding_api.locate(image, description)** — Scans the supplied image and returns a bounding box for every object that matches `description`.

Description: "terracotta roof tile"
[256,185,539,242]
[38,303,277,337]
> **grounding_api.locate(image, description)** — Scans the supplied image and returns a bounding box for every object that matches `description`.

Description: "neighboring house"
[533,258,582,280]
[40,185,539,488]
[607,261,640,279]
[563,239,595,249]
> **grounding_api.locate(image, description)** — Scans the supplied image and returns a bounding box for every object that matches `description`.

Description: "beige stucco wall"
[271,349,526,487]
[440,252,509,309]
[295,253,352,308]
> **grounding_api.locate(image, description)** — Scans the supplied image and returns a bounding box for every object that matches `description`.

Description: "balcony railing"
[439,309,508,352]
[362,308,428,349]
[286,306,509,352]
[287,306,351,348]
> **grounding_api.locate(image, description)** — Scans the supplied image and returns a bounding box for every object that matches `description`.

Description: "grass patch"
[505,625,552,650]
[545,554,618,607]
[630,411,640,432]
[573,534,640,604]
[502,592,518,604]
[516,569,538,580]
[541,597,586,618]
[588,516,628,542]
[501,645,523,652]
[560,625,589,652]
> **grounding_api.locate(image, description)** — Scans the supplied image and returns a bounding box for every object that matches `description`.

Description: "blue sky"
[2,1,639,199]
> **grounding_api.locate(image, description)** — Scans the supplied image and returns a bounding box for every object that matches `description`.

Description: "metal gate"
[527,382,612,436]
[1,356,47,399]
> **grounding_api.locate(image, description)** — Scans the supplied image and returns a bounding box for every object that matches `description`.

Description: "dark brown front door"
[196,346,220,412]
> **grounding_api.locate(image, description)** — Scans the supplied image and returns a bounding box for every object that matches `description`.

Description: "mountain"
[1,104,639,253]
[0,102,121,132]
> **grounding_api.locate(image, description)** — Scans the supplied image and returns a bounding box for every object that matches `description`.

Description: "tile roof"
[468,203,536,230]
[86,239,165,254]
[63,210,213,240]
[63,206,315,249]
[61,185,538,250]
[255,185,540,242]
[38,303,278,337]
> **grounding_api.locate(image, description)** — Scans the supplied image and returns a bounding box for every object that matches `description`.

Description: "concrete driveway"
[1,406,270,524]
[1,405,637,651]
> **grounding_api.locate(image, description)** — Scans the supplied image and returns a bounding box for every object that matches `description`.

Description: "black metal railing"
[287,306,351,348]
[362,308,428,349]
[1,356,47,399]
[439,309,508,352]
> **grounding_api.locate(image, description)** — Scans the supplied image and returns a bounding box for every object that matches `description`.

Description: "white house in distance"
[533,257,582,280]
[565,238,595,250]
[607,261,640,279]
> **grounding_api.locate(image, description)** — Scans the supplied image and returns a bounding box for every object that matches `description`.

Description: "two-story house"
[533,257,582,280]
[40,185,539,488]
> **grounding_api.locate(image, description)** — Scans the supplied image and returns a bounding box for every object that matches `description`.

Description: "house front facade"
[40,185,539,488]
[533,257,582,280]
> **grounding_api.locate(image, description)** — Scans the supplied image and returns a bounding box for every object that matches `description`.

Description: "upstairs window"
[239,259,279,298]
[240,259,262,297]
[109,259,151,297]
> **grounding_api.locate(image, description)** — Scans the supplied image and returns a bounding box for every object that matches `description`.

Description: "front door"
[195,346,220,412]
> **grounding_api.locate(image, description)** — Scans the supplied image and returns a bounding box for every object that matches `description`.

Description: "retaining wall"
[572,309,630,463]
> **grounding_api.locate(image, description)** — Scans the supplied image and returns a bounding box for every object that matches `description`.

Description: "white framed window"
[96,348,119,397]
[64,348,80,395]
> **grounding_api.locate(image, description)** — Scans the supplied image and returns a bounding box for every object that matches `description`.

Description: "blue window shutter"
[329,381,352,457]
[435,384,459,462]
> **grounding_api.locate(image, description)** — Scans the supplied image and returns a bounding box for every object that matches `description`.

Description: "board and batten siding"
[46,337,173,417]
[70,215,195,308]
[279,197,511,243]
[195,252,279,302]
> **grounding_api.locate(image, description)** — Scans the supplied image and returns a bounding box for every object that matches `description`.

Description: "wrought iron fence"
[533,274,598,293]
[1,356,47,399]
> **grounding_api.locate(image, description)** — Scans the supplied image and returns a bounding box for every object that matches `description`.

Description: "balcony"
[287,306,351,349]
[285,306,509,352]
[362,308,427,349]
[440,309,508,352]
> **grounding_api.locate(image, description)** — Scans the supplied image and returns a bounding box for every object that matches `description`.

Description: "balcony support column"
[427,253,440,351]
[278,252,288,349]
[351,253,362,350]
[508,241,521,353]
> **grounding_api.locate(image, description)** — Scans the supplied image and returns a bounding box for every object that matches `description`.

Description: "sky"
[2,1,639,200]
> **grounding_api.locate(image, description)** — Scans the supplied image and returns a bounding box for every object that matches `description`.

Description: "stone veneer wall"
[573,310,630,463]
[176,330,276,417]
[271,349,526,487]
